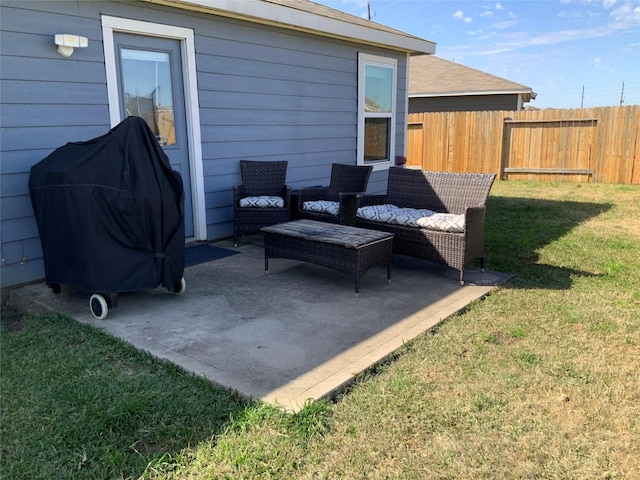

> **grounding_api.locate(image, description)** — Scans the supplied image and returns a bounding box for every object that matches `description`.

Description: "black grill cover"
[29,116,185,293]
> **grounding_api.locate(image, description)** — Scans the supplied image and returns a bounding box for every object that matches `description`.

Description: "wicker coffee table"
[261,219,394,296]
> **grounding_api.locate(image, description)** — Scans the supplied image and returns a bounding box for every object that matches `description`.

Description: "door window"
[121,48,176,146]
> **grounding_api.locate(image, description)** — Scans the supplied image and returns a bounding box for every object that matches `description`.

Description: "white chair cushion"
[416,213,465,232]
[357,204,465,232]
[239,196,285,208]
[302,200,339,216]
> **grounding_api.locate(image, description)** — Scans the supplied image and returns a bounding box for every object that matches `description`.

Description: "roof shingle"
[409,55,534,100]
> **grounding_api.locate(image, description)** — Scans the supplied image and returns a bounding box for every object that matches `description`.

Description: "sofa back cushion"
[386,167,496,214]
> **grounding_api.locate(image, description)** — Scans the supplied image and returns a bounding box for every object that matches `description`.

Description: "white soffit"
[142,0,436,54]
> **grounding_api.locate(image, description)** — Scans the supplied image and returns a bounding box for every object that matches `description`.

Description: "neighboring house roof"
[143,0,436,54]
[409,55,536,102]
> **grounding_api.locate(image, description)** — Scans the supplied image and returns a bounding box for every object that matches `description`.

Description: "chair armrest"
[281,186,292,206]
[233,185,246,205]
[464,205,486,233]
[337,192,360,225]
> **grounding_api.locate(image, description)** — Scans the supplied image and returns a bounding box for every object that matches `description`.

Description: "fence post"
[499,116,511,180]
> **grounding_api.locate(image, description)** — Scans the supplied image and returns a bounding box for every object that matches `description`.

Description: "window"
[358,54,397,169]
[120,49,176,146]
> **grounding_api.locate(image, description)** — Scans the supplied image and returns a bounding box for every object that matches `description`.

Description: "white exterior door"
[102,16,206,241]
[114,33,194,237]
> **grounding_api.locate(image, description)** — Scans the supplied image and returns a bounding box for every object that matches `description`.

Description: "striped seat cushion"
[302,200,339,216]
[239,196,285,208]
[357,204,464,232]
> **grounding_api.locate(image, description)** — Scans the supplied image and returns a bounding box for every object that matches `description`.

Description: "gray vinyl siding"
[0,0,408,287]
[193,16,406,238]
[1,2,112,287]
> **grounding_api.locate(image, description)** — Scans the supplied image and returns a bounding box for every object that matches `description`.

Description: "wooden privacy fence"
[406,106,639,184]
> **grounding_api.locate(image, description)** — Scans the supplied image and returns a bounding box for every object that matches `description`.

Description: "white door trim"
[101,15,207,241]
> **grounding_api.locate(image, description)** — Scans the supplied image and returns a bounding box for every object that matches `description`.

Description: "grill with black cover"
[29,116,186,319]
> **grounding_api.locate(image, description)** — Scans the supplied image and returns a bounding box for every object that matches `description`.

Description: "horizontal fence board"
[503,168,593,175]
[407,106,639,184]
[504,118,599,123]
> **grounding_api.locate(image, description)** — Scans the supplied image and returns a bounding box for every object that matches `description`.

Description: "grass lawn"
[2,181,639,479]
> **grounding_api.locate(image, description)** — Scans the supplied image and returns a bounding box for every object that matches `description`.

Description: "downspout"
[399,52,410,166]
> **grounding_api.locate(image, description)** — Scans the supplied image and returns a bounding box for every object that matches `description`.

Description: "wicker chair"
[355,167,496,285]
[297,163,373,225]
[233,160,291,246]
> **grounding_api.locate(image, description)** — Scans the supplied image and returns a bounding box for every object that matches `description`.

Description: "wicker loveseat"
[355,167,496,285]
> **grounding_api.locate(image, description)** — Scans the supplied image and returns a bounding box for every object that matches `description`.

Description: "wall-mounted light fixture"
[54,34,88,57]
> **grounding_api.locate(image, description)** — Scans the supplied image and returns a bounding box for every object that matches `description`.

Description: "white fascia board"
[143,0,436,54]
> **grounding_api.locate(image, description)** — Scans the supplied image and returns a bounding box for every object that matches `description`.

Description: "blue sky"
[314,0,640,108]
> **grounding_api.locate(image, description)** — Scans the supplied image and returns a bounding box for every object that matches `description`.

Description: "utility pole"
[581,85,585,109]
[367,1,375,20]
[620,81,625,106]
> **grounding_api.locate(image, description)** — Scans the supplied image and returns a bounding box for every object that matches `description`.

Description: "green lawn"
[2,181,639,479]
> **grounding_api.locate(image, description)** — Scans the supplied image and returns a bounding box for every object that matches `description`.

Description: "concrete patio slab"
[8,235,511,412]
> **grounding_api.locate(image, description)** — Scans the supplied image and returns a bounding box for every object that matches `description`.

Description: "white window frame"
[357,53,397,171]
[101,16,207,241]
